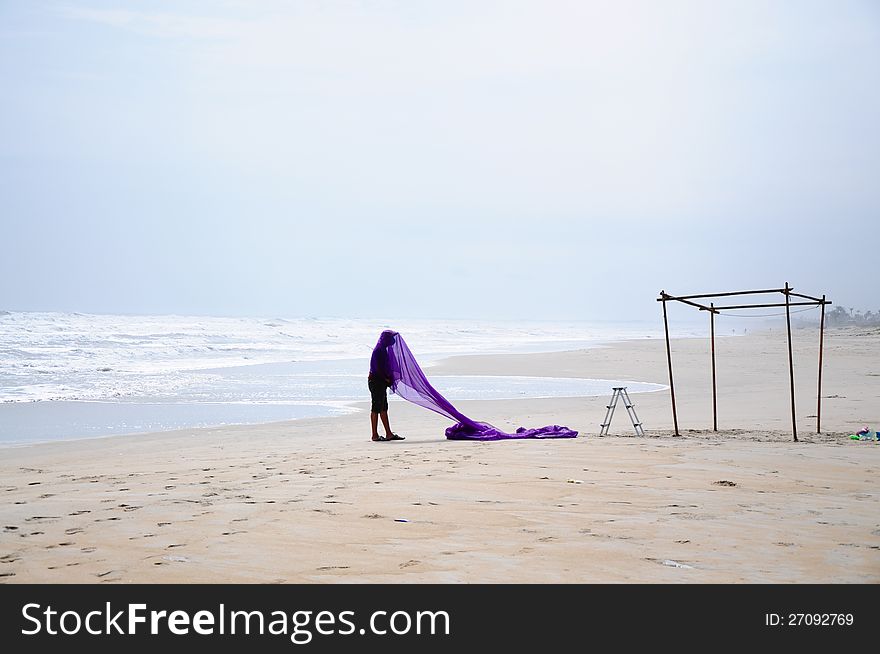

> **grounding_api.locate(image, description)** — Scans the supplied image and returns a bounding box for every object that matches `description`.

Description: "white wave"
[0,311,673,404]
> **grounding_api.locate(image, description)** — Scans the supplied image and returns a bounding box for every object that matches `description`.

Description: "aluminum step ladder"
[600,387,645,436]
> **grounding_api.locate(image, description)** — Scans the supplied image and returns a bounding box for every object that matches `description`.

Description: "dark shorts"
[368,376,388,413]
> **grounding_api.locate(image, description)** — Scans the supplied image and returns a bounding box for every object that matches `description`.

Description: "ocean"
[0,312,682,445]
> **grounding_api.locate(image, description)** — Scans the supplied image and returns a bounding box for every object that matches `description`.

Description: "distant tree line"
[825,306,880,327]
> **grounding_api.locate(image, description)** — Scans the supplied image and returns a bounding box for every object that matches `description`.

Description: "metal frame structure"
[657,283,831,442]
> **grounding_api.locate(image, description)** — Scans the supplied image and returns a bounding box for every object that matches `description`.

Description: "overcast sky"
[2,1,878,321]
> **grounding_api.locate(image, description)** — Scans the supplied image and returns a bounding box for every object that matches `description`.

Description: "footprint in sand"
[69,510,91,516]
[65,528,84,535]
[162,555,189,563]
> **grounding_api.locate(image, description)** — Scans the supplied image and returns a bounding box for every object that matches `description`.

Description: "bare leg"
[370,412,380,440]
[379,410,393,438]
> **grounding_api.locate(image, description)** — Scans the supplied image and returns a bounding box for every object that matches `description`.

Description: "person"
[369,331,404,442]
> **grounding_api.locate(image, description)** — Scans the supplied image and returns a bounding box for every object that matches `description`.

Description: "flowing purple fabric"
[370,330,578,441]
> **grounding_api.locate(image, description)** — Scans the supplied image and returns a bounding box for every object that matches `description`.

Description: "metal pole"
[668,288,784,301]
[661,292,680,436]
[711,303,717,432]
[785,282,798,442]
[700,301,820,311]
[817,295,826,434]
[788,291,825,302]
[659,296,713,311]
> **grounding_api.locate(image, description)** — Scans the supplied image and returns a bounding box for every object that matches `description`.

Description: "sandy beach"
[1,326,878,583]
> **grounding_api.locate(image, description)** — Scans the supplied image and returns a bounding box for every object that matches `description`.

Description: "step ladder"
[600,387,645,436]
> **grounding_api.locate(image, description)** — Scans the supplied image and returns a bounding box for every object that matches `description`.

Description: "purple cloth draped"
[370,330,578,441]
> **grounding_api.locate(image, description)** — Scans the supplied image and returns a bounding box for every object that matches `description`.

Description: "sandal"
[372,435,387,442]
[388,434,405,441]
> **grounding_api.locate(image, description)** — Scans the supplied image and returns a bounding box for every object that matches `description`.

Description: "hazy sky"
[2,1,878,321]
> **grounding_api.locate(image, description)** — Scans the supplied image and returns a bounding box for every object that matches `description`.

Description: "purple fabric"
[370,330,578,441]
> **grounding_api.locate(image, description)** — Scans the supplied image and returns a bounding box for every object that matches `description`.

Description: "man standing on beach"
[369,331,404,441]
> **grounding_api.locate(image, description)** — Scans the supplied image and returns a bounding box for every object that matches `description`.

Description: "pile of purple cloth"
[370,330,578,441]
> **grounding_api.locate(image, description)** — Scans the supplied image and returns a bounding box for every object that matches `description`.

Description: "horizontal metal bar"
[658,295,712,311]
[787,291,826,303]
[699,301,822,311]
[664,288,786,301]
